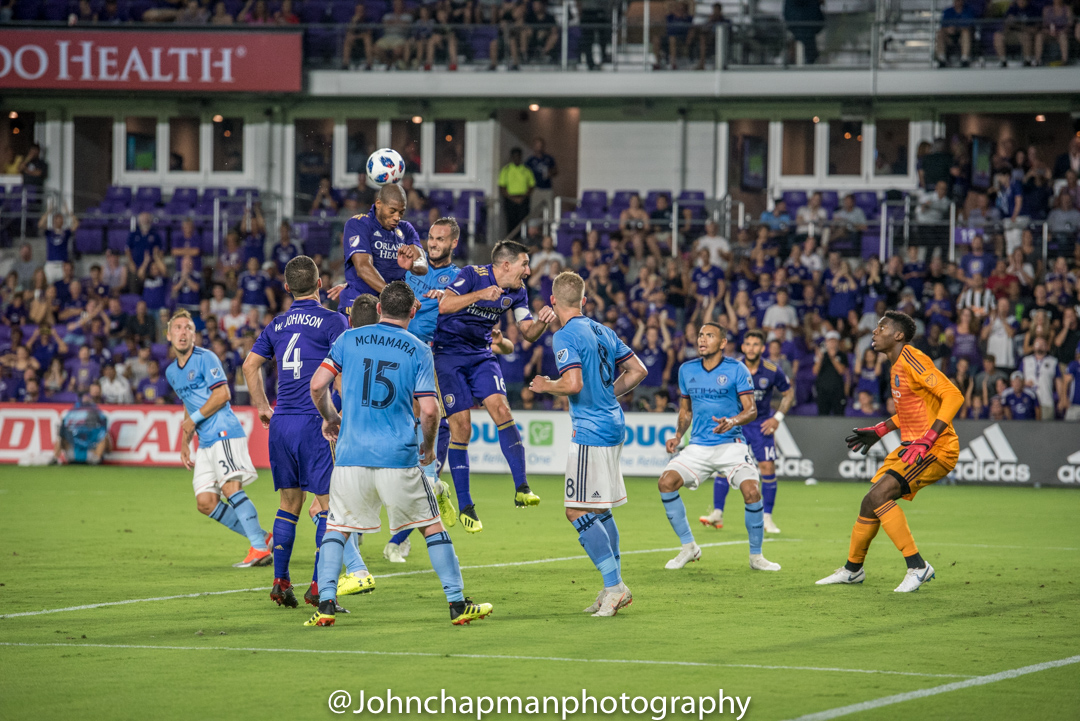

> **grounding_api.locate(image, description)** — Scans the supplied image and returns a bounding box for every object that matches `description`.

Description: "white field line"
[0,539,792,620]
[0,642,975,679]
[786,654,1080,721]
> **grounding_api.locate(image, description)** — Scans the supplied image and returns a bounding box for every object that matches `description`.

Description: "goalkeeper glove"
[900,428,939,465]
[845,422,889,456]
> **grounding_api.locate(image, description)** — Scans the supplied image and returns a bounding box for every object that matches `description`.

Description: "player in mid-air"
[700,330,794,534]
[165,309,271,568]
[306,281,492,627]
[817,310,962,592]
[243,256,375,609]
[335,183,428,318]
[433,240,557,533]
[656,323,782,572]
[529,271,647,617]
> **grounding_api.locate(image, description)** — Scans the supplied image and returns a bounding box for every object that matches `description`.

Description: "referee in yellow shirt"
[498,147,536,238]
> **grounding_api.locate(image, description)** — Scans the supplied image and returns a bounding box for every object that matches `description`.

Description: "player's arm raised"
[352,252,390,295]
[666,396,694,454]
[712,392,757,435]
[241,352,274,429]
[518,305,557,342]
[438,283,503,314]
[398,243,428,276]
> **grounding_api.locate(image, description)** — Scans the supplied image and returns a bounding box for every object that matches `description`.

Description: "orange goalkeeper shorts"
[871,444,958,501]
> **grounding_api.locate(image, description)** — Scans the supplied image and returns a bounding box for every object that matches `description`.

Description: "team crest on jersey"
[758,377,769,388]
[395,228,403,238]
[438,274,451,284]
[444,393,455,407]
[924,372,938,387]
[717,374,729,386]
[557,349,568,364]
[349,235,360,247]
[894,374,901,388]
[501,297,512,308]
[187,370,195,381]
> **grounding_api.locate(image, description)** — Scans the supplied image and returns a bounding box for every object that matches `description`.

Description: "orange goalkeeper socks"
[873,500,918,557]
[846,516,880,570]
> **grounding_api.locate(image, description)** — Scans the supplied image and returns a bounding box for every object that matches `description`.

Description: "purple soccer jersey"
[238,270,270,308]
[433,264,533,354]
[339,206,423,313]
[249,298,348,415]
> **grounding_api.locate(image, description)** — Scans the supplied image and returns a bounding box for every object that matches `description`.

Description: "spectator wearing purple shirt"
[236,257,274,313]
[172,256,202,312]
[272,222,299,272]
[27,323,68,369]
[86,265,110,300]
[126,212,164,274]
[136,359,171,404]
[67,346,101,394]
[960,235,996,279]
[139,253,169,311]
[52,262,76,305]
[994,0,1041,66]
[936,0,975,67]
[1002,371,1040,419]
[39,205,77,283]
[171,219,203,272]
[691,250,724,298]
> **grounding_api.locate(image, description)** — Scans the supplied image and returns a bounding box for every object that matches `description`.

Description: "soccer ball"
[366,148,406,186]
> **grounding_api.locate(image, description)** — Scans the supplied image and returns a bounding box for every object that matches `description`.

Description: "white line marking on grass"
[786,654,1080,721]
[0,539,794,619]
[0,642,974,679]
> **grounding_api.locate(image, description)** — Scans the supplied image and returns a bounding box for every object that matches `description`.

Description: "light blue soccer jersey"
[165,347,246,448]
[553,315,636,447]
[406,262,461,343]
[321,322,436,468]
[678,356,754,446]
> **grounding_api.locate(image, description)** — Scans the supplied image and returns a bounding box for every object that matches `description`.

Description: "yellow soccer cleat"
[434,480,457,528]
[337,571,376,596]
[459,505,483,534]
[303,600,337,627]
[451,597,493,625]
[514,485,541,507]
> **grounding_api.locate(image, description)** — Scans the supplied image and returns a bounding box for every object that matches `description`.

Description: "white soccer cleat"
[763,513,781,534]
[698,508,723,529]
[382,542,406,564]
[583,588,606,613]
[664,543,702,569]
[815,567,866,585]
[894,563,935,593]
[399,537,411,559]
[592,583,632,617]
[749,554,781,571]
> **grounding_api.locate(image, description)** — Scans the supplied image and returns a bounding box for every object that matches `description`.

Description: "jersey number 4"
[284,333,303,380]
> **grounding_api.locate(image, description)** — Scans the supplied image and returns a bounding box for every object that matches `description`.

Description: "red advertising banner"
[0,403,270,467]
[0,29,301,92]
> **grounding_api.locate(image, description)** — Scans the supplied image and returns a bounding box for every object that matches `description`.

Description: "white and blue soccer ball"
[366,148,406,186]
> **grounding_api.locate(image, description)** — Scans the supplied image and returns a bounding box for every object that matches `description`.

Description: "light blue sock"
[572,513,620,588]
[209,501,246,537]
[316,531,346,604]
[746,500,764,555]
[424,531,464,603]
[390,529,413,545]
[661,491,695,545]
[597,510,621,575]
[225,490,268,550]
[343,533,367,575]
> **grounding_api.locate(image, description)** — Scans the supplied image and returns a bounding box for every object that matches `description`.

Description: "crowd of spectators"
[936,0,1080,67]
[3,130,1080,422]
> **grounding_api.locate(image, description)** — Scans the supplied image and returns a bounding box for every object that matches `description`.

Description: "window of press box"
[828,120,863,176]
[434,120,466,174]
[213,117,244,172]
[0,111,38,174]
[346,119,379,174]
[874,119,909,176]
[781,119,815,176]
[125,116,157,172]
[168,117,200,172]
[390,119,423,174]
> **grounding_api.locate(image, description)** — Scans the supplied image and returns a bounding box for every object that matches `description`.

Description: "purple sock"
[761,474,777,514]
[448,442,473,508]
[437,419,450,475]
[272,510,298,580]
[496,420,527,490]
[713,476,729,512]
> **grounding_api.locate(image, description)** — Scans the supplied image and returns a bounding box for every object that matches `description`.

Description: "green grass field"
[1,467,1078,721]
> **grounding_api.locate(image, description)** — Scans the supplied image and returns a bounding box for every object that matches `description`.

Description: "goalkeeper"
[816,311,962,594]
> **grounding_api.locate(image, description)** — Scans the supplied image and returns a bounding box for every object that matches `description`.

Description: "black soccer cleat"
[270,578,298,608]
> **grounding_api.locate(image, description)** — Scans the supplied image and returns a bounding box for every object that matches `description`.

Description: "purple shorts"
[742,420,776,464]
[434,351,505,416]
[268,414,334,495]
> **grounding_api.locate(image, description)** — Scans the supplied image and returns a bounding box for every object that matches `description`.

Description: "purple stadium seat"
[106,185,133,204]
[329,0,355,23]
[168,187,198,207]
[860,231,881,260]
[782,190,807,210]
[120,294,141,314]
[429,189,454,214]
[644,190,670,214]
[234,186,260,199]
[135,186,162,208]
[610,190,637,214]
[819,190,839,214]
[0,324,11,342]
[48,391,80,404]
[853,191,879,219]
[43,0,73,21]
[107,227,130,253]
[300,0,329,21]
[580,190,608,213]
[75,227,105,254]
[201,187,229,202]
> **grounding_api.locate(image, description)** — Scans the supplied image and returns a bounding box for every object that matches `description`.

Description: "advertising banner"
[0,29,302,92]
[0,403,269,467]
[3,404,1077,486]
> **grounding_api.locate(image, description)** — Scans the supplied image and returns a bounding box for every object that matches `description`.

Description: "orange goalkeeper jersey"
[888,345,963,449]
